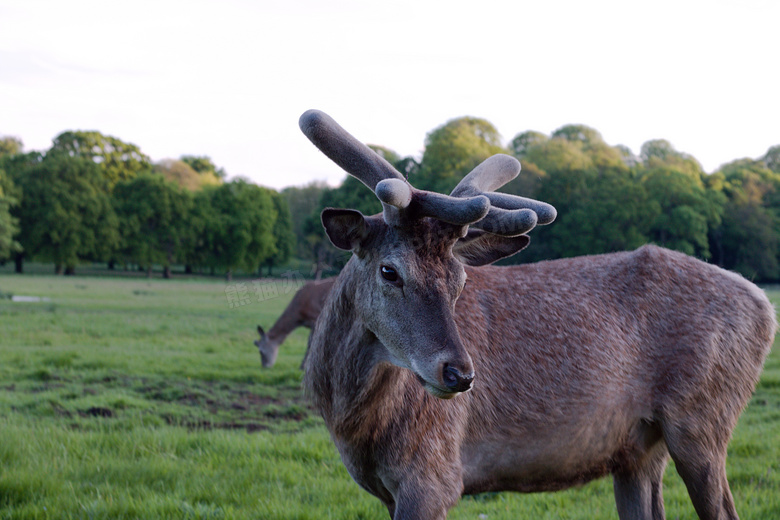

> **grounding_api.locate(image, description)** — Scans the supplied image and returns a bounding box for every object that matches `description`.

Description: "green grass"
[0,274,777,519]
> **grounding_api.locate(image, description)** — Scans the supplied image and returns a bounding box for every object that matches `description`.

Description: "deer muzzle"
[442,364,475,393]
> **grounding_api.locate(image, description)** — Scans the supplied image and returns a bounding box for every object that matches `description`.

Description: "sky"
[1,0,778,191]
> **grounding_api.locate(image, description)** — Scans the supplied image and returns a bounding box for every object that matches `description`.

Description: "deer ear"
[321,208,369,251]
[453,230,530,266]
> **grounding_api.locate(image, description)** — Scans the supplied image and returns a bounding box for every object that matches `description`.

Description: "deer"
[255,277,335,368]
[298,109,777,520]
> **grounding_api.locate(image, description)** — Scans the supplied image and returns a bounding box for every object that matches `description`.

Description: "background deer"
[255,277,334,367]
[300,110,777,520]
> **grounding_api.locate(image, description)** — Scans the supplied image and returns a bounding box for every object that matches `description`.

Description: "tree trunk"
[185,264,193,274]
[163,265,172,279]
[14,253,22,274]
[226,270,233,282]
[65,265,75,275]
[146,266,153,278]
[108,260,115,270]
[54,264,64,275]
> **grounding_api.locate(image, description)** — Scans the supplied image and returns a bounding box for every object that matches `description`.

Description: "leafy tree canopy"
[17,152,118,272]
[763,145,780,174]
[510,131,548,159]
[416,116,507,193]
[640,139,704,180]
[180,155,226,180]
[265,191,295,273]
[199,180,278,275]
[0,136,23,157]
[113,173,193,275]
[0,169,19,260]
[154,159,218,191]
[50,130,151,187]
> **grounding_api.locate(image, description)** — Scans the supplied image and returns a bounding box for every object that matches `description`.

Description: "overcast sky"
[1,0,778,191]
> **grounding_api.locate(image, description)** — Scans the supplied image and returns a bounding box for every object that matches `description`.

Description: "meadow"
[0,273,778,520]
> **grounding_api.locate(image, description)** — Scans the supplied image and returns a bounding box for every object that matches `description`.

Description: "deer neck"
[304,271,413,439]
[265,297,304,344]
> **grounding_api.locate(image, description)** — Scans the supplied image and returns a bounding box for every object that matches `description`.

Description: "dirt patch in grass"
[3,371,318,434]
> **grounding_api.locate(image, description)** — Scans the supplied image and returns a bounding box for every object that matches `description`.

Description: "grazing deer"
[255,277,335,367]
[299,110,777,520]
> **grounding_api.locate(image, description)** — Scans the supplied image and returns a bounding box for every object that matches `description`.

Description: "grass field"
[0,274,778,519]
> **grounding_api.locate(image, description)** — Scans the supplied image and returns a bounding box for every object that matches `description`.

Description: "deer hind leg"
[662,423,739,520]
[613,445,669,520]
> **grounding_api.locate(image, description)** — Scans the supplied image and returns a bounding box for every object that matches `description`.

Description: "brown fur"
[255,277,334,368]
[305,229,776,519]
[298,109,776,519]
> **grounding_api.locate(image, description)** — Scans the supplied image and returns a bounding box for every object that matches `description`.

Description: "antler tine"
[450,154,522,196]
[375,179,490,226]
[450,154,557,236]
[300,110,492,227]
[299,110,405,191]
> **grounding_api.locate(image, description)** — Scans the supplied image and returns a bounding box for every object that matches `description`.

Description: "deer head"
[301,110,555,399]
[255,325,277,368]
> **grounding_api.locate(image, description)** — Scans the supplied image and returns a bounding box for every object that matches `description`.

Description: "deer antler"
[299,110,404,191]
[299,110,555,233]
[300,110,490,227]
[450,154,557,236]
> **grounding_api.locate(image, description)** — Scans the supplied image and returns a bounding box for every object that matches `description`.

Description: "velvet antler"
[450,154,557,236]
[299,110,556,234]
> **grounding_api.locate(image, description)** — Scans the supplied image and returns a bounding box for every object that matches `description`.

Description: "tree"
[153,159,207,191]
[710,159,780,281]
[197,180,278,280]
[263,191,295,275]
[0,136,23,157]
[550,124,604,146]
[762,145,780,174]
[282,181,329,259]
[639,167,722,259]
[0,169,19,260]
[523,136,593,175]
[16,152,118,274]
[640,139,704,179]
[510,131,548,159]
[180,155,226,179]
[416,117,507,193]
[113,174,193,278]
[504,125,660,263]
[0,151,43,272]
[50,130,151,187]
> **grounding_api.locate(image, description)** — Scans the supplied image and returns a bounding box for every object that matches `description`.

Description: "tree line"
[0,131,293,279]
[2,119,779,282]
[284,118,780,283]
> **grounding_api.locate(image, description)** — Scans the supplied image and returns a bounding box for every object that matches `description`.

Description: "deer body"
[298,110,776,519]
[255,278,334,367]
[307,243,775,518]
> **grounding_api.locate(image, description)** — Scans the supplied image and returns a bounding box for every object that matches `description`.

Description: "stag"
[255,277,335,367]
[300,110,776,520]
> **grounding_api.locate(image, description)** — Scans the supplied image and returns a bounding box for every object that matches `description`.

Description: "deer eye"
[380,265,399,283]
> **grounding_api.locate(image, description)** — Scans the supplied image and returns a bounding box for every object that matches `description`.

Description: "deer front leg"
[390,476,462,520]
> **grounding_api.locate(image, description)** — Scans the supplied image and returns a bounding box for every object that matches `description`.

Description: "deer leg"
[391,479,460,520]
[662,425,739,520]
[613,448,668,520]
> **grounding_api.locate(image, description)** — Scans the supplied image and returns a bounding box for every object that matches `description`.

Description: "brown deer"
[255,277,335,367]
[299,110,777,520]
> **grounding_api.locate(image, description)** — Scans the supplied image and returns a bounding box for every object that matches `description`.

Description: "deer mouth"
[415,373,461,400]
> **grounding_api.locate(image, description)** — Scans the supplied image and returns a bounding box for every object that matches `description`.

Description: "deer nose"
[442,365,474,393]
